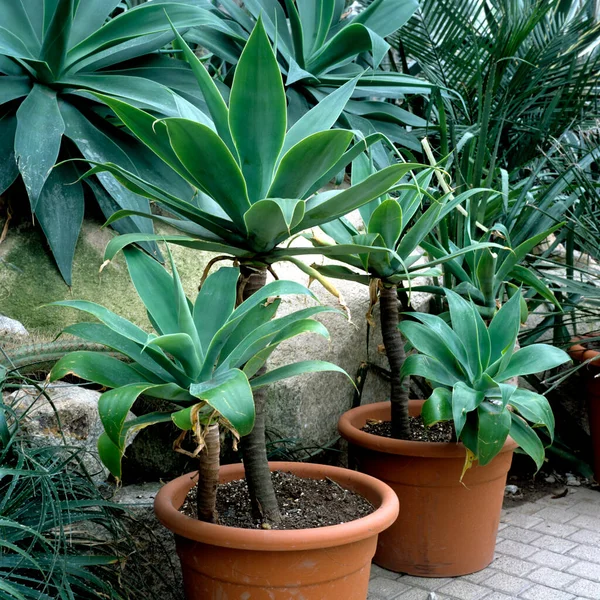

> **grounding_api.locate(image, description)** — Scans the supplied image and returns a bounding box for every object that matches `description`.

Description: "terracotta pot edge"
[339,401,518,457]
[154,461,399,552]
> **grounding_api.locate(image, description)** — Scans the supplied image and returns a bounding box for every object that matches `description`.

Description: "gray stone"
[0,314,28,337]
[7,384,137,483]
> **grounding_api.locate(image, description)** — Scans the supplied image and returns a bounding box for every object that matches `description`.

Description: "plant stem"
[196,423,220,523]
[379,284,411,439]
[238,265,282,525]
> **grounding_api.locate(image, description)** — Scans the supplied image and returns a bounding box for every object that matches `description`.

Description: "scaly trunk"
[238,265,281,525]
[196,423,220,523]
[379,284,411,439]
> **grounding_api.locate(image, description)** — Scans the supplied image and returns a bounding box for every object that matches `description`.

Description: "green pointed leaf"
[97,432,123,479]
[251,360,349,389]
[194,266,240,356]
[422,387,453,426]
[169,19,235,153]
[148,334,201,378]
[243,198,305,251]
[163,117,250,230]
[189,369,255,436]
[499,344,570,381]
[452,381,485,440]
[299,163,423,231]
[39,0,73,77]
[509,388,555,442]
[282,75,358,154]
[368,199,402,250]
[399,354,460,387]
[14,84,64,209]
[509,412,545,471]
[476,401,511,466]
[269,130,353,199]
[488,290,522,365]
[49,352,147,388]
[35,162,84,285]
[229,18,286,202]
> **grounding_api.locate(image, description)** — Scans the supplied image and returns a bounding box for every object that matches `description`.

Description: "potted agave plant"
[50,248,399,599]
[339,289,570,576]
[73,18,417,534]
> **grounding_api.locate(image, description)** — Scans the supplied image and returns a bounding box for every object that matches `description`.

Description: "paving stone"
[464,568,496,584]
[480,594,514,600]
[490,555,537,577]
[437,580,488,599]
[501,512,545,529]
[532,521,579,539]
[479,571,530,594]
[568,544,600,564]
[498,525,543,544]
[369,577,410,597]
[527,566,578,589]
[572,502,600,518]
[520,583,575,599]
[397,576,452,591]
[495,539,537,559]
[566,578,600,599]
[371,565,400,580]
[531,534,579,554]
[568,529,600,547]
[533,506,578,524]
[529,549,578,570]
[569,514,600,532]
[567,560,600,582]
[396,589,451,600]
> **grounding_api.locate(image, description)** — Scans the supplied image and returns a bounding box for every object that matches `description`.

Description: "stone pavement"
[368,486,600,600]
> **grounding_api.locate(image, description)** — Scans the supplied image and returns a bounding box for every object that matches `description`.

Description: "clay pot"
[154,461,399,599]
[339,400,517,577]
[568,339,600,482]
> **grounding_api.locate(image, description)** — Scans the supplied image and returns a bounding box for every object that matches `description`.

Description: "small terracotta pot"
[154,461,399,599]
[339,400,517,577]
[568,338,600,482]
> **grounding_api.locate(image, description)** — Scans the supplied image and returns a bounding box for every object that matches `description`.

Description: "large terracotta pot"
[154,461,399,600]
[568,339,600,482]
[339,400,517,577]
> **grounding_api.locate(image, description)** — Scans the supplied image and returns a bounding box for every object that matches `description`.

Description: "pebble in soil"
[362,415,454,442]
[181,470,375,530]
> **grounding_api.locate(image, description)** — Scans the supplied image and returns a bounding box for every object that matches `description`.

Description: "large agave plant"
[49,247,347,481]
[83,18,422,272]
[400,290,571,472]
[182,0,433,159]
[0,0,237,282]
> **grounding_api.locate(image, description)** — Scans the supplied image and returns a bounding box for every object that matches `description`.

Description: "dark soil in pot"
[180,470,374,529]
[362,415,454,442]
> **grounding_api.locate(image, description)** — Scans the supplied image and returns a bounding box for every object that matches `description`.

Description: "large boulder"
[6,384,136,484]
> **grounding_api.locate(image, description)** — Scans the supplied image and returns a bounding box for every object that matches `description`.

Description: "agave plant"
[0,0,239,282]
[49,247,347,523]
[306,155,500,437]
[399,289,571,472]
[76,18,422,525]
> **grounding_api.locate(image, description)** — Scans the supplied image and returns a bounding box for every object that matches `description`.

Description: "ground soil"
[362,415,455,442]
[181,470,374,529]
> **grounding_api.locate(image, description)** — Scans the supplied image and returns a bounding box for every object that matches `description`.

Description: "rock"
[0,314,28,337]
[566,473,581,486]
[6,384,137,484]
[505,484,520,495]
[545,475,556,483]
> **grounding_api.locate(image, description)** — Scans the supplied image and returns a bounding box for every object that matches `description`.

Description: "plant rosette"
[339,289,570,576]
[568,334,600,482]
[154,462,399,600]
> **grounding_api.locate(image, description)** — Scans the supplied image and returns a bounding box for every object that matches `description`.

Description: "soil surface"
[181,470,374,529]
[362,415,455,442]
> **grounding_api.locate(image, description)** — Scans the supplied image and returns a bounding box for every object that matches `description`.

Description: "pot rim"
[339,401,517,458]
[154,461,399,551]
[568,335,600,370]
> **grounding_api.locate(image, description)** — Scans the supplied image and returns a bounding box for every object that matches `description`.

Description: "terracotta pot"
[154,461,399,599]
[568,338,600,482]
[339,400,517,577]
